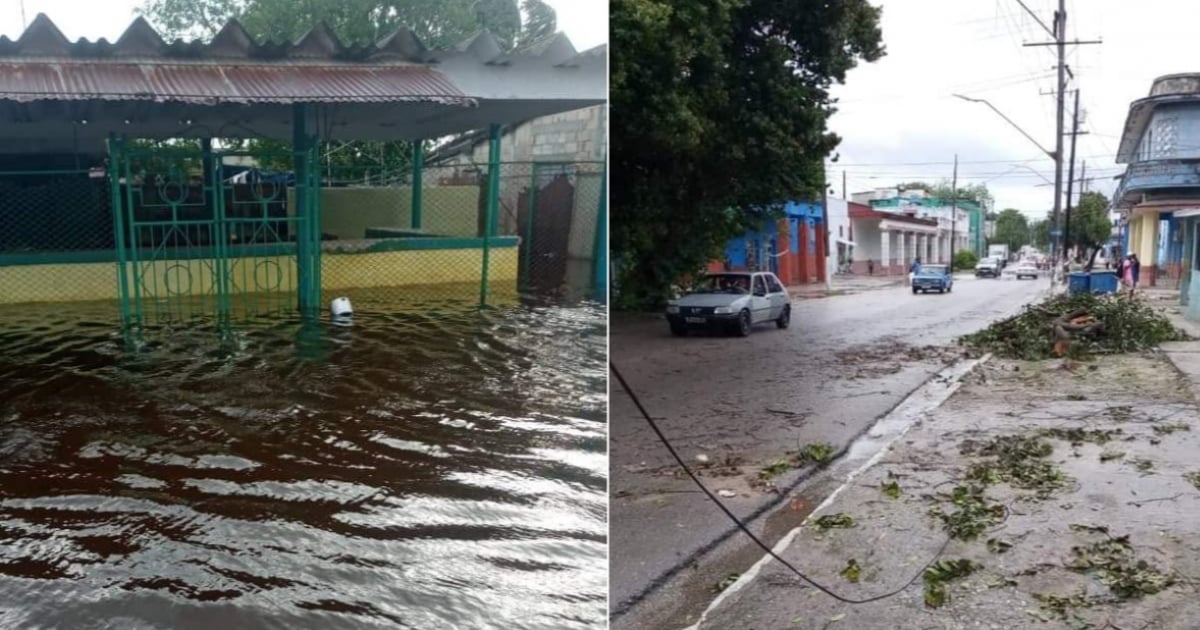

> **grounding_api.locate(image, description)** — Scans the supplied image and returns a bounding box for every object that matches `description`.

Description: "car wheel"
[669,321,687,337]
[947,285,952,293]
[736,310,752,337]
[776,305,791,329]
[912,287,919,294]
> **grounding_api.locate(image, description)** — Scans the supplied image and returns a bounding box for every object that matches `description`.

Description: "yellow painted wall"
[288,186,481,240]
[0,247,518,305]
[1131,212,1159,265]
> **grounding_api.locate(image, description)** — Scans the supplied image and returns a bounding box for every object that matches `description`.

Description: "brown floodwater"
[0,293,607,629]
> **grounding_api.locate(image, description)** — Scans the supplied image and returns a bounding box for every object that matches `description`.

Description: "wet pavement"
[692,354,1200,630]
[0,292,607,629]
[609,275,1048,629]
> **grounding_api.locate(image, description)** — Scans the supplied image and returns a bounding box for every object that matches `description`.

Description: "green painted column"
[592,162,607,303]
[293,103,316,314]
[108,133,133,326]
[411,139,424,230]
[480,124,501,307]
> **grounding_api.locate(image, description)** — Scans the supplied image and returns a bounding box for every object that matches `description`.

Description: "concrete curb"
[679,352,993,630]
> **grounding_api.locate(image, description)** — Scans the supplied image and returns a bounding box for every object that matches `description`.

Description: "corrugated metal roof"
[0,14,602,105]
[0,61,469,104]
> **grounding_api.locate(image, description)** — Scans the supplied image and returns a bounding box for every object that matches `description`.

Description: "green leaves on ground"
[959,293,1189,360]
[1040,427,1122,446]
[758,458,791,480]
[880,480,902,499]
[986,538,1013,554]
[931,484,1005,540]
[1152,422,1191,435]
[1067,535,1175,599]
[840,559,862,583]
[961,434,1067,496]
[798,442,836,464]
[714,572,740,592]
[813,513,855,530]
[1184,471,1200,490]
[923,559,979,608]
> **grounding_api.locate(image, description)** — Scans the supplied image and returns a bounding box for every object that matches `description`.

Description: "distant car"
[666,271,791,337]
[1006,261,1039,280]
[913,264,953,294]
[975,257,1001,278]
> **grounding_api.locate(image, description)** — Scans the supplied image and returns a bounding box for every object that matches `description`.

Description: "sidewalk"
[788,274,906,299]
[690,318,1200,629]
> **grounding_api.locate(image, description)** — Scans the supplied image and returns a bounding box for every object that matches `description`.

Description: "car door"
[750,274,773,323]
[765,273,788,319]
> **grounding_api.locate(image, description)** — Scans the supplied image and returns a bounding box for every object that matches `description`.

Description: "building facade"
[1114,74,1200,316]
[848,202,940,274]
[851,189,974,260]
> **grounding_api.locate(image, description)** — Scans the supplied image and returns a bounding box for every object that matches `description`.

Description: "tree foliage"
[1068,191,1112,252]
[992,208,1030,251]
[612,0,885,307]
[1029,218,1050,250]
[139,0,557,176]
[898,180,994,208]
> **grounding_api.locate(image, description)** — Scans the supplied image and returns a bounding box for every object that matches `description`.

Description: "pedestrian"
[909,257,921,286]
[867,259,874,275]
[1116,252,1140,297]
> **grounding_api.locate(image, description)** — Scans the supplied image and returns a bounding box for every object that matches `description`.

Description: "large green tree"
[1029,217,1051,251]
[897,180,994,208]
[992,208,1030,251]
[1067,191,1113,258]
[611,0,884,307]
[140,0,557,177]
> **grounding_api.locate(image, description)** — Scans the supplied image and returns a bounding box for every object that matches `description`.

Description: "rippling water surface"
[0,294,607,629]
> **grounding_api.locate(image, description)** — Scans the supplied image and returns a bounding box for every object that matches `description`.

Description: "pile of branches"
[959,293,1189,360]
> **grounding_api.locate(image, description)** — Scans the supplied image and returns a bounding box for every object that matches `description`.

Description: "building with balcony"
[1114,74,1200,315]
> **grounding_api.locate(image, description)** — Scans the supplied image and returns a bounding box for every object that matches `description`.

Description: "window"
[754,276,767,295]
[839,226,844,237]
[766,276,784,293]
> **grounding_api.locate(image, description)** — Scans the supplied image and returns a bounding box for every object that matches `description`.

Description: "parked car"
[666,271,791,337]
[975,257,1001,278]
[913,264,953,294]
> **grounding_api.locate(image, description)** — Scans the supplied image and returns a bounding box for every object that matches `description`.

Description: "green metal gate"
[110,137,322,325]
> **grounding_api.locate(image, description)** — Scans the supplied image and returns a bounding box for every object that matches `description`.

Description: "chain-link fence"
[0,154,607,318]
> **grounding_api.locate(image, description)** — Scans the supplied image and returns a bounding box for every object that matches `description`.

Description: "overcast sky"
[1,0,607,51]
[828,0,1199,220]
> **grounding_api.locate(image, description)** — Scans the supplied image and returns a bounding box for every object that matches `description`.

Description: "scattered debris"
[797,442,836,464]
[714,573,740,592]
[1040,427,1122,446]
[880,480,902,500]
[1099,450,1125,462]
[1069,524,1110,535]
[1184,471,1200,491]
[1133,458,1155,473]
[695,453,711,464]
[840,559,862,583]
[1067,534,1175,599]
[758,458,790,480]
[931,484,1005,540]
[813,513,856,530]
[1152,422,1190,435]
[986,538,1013,554]
[961,434,1067,496]
[717,489,737,498]
[923,559,979,608]
[959,293,1189,360]
[1035,591,1095,619]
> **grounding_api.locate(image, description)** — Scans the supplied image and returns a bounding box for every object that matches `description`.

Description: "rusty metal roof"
[0,14,600,105]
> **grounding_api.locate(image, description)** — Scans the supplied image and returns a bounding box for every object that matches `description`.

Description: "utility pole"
[1064,89,1081,263]
[842,170,847,200]
[950,154,958,259]
[1021,0,1100,287]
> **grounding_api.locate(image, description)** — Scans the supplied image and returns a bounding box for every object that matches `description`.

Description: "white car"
[666,271,791,337]
[1002,261,1039,280]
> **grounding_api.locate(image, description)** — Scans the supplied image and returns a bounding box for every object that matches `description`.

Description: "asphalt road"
[609,274,1049,629]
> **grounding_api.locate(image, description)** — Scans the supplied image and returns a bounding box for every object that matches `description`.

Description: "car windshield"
[919,265,947,275]
[691,274,752,294]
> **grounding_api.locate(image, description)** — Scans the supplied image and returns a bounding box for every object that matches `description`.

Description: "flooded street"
[0,295,607,629]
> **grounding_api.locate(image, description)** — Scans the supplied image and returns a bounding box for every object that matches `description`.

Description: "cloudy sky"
[0,0,607,51]
[828,0,1199,220]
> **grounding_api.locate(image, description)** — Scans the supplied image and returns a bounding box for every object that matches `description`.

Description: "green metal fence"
[0,144,607,321]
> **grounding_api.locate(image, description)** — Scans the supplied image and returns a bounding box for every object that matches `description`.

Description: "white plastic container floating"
[330,297,353,317]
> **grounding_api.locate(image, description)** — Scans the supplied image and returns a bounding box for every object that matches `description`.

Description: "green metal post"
[480,124,501,307]
[411,139,424,230]
[523,162,538,290]
[108,134,132,326]
[293,103,315,314]
[592,162,608,303]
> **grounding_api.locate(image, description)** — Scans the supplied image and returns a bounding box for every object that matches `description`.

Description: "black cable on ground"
[610,360,952,605]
